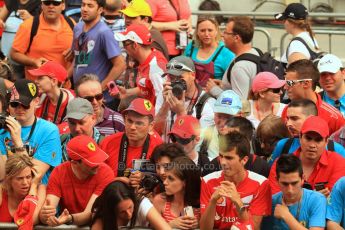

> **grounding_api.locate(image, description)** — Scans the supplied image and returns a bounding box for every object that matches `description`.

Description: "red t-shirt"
[136,50,167,106]
[35,90,74,124]
[200,170,272,229]
[281,93,345,135]
[100,132,163,177]
[46,162,114,214]
[269,148,345,194]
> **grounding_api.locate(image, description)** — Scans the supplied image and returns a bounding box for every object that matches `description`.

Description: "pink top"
[146,0,191,56]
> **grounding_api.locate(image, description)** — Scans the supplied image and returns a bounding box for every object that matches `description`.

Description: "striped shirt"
[95,106,125,136]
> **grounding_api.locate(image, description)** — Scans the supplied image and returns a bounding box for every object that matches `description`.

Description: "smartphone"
[184,206,194,218]
[107,80,119,95]
[315,182,327,191]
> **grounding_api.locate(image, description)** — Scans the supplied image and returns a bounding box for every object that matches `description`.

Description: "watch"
[66,214,74,225]
[14,146,26,152]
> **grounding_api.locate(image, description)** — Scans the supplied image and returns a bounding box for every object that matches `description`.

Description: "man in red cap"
[115,24,168,112]
[28,61,75,124]
[100,98,162,178]
[40,135,114,227]
[168,115,212,176]
[269,116,345,196]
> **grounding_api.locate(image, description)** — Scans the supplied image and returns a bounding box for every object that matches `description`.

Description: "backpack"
[195,93,212,120]
[286,37,326,64]
[226,47,285,83]
[27,14,75,53]
[281,137,335,155]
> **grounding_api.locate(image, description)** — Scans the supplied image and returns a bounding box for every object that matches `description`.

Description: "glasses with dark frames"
[170,135,195,145]
[42,1,62,6]
[9,102,30,110]
[82,93,103,102]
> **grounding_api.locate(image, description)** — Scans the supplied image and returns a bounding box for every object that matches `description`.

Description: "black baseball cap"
[274,3,308,20]
[10,79,39,106]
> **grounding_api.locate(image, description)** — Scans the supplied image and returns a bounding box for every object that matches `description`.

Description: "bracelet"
[66,214,74,225]
[14,146,26,152]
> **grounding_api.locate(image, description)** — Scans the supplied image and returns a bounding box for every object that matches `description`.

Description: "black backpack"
[27,14,74,53]
[286,37,326,64]
[226,47,285,83]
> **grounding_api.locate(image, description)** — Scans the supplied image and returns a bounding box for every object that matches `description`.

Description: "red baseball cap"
[114,24,152,45]
[123,98,155,118]
[252,72,286,93]
[28,61,68,83]
[301,116,329,138]
[67,135,108,167]
[168,115,200,138]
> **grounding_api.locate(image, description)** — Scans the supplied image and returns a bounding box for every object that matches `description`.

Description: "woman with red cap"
[248,72,286,128]
[0,154,45,229]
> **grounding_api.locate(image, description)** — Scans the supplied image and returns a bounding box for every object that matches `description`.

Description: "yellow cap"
[120,0,152,17]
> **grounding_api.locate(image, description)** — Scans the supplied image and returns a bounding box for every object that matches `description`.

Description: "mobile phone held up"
[107,80,119,95]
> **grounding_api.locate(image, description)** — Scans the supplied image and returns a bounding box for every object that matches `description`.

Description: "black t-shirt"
[209,154,270,178]
[5,0,41,16]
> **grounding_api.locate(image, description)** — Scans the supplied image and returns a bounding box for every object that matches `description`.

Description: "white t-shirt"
[281,31,319,64]
[134,197,153,227]
[247,100,286,129]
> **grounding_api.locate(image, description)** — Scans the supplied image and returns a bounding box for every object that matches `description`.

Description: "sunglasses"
[335,100,341,110]
[43,1,62,6]
[170,135,195,145]
[82,93,103,102]
[123,41,134,48]
[285,79,312,87]
[269,88,283,94]
[78,32,86,47]
[9,101,30,110]
[166,61,194,73]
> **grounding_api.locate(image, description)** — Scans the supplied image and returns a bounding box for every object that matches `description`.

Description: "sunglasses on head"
[82,93,103,102]
[9,101,30,110]
[166,61,193,73]
[285,79,312,87]
[170,134,195,145]
[43,1,62,6]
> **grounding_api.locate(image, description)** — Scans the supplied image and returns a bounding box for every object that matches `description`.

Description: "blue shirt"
[72,20,121,83]
[327,176,345,227]
[322,92,345,117]
[184,41,235,80]
[0,118,62,184]
[268,137,345,166]
[266,188,326,229]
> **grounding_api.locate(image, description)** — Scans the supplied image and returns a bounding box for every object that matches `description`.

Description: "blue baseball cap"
[213,90,242,115]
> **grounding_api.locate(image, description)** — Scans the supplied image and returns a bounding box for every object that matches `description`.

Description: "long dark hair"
[91,181,139,230]
[166,156,201,208]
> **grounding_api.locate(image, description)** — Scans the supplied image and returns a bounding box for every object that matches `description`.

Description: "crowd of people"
[0,0,345,229]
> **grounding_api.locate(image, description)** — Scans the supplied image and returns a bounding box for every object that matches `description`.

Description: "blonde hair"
[287,18,319,50]
[3,154,33,192]
[193,16,221,48]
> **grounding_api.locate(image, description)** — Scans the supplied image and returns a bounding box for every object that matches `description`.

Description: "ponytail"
[305,20,319,50]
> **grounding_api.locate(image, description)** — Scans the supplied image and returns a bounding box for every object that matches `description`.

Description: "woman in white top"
[275,3,319,65]
[91,181,170,230]
[247,72,286,129]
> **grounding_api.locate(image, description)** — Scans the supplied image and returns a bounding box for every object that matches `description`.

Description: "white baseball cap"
[317,54,343,74]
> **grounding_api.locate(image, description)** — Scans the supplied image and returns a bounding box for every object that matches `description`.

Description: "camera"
[171,79,187,99]
[140,173,162,192]
[0,114,7,129]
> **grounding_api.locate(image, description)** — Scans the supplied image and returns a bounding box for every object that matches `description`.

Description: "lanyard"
[187,84,202,115]
[25,116,37,143]
[117,134,150,177]
[42,90,64,123]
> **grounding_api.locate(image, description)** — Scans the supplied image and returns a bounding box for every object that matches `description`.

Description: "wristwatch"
[66,214,74,225]
[14,146,26,152]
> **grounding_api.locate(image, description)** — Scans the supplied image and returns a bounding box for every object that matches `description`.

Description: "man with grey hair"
[75,74,124,136]
[60,98,105,162]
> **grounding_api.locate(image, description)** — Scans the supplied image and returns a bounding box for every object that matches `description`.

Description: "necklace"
[254,101,274,121]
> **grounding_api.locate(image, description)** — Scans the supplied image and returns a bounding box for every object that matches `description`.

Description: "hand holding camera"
[163,79,187,116]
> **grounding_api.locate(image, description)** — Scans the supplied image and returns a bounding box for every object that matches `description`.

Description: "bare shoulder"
[152,193,166,212]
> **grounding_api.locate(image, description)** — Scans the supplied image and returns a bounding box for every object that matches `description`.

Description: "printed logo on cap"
[178,118,184,126]
[144,99,152,111]
[28,83,37,96]
[87,142,96,151]
[221,98,233,105]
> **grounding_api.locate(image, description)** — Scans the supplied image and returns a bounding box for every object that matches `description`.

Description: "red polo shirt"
[269,148,345,194]
[281,93,345,135]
